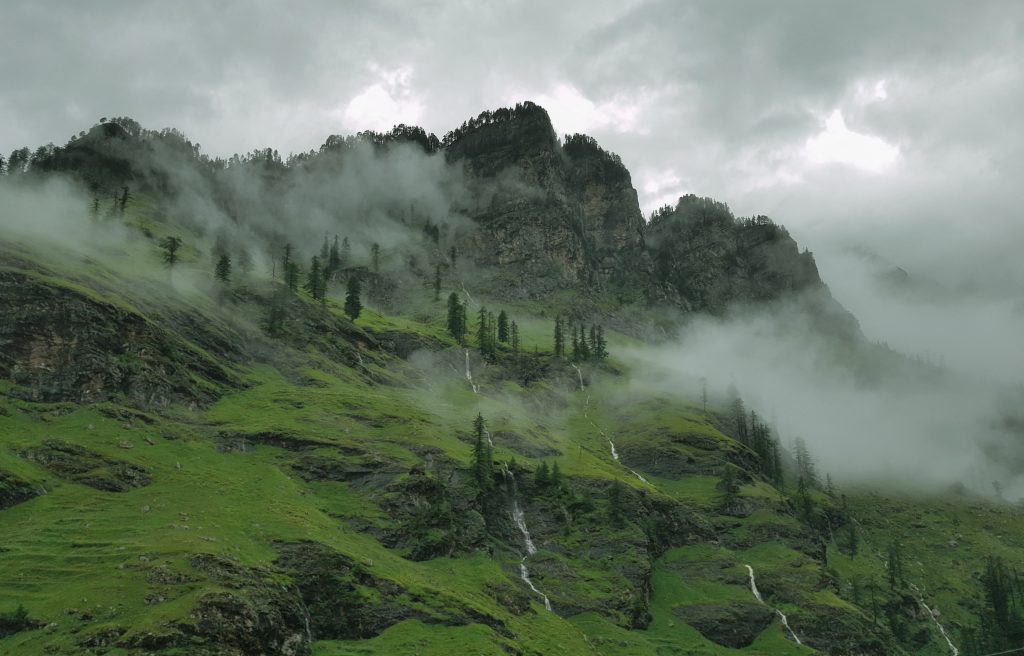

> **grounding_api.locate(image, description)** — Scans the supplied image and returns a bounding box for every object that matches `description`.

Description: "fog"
[626,284,1024,500]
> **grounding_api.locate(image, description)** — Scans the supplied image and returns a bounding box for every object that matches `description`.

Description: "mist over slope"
[3,104,1024,656]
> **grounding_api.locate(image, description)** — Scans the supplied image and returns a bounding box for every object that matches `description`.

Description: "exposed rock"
[20,440,151,491]
[673,601,774,648]
[0,269,237,406]
[792,603,905,656]
[0,471,39,510]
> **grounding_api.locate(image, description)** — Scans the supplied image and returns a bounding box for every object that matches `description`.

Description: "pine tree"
[340,237,351,268]
[844,521,859,559]
[534,461,550,489]
[472,413,493,492]
[280,243,293,283]
[717,464,741,511]
[328,235,340,276]
[89,197,100,219]
[578,328,591,361]
[285,261,300,292]
[477,306,490,352]
[794,438,818,488]
[160,236,183,268]
[371,243,381,273]
[344,275,362,320]
[433,263,442,301]
[595,325,607,359]
[446,292,466,343]
[554,315,565,358]
[320,234,329,262]
[550,461,562,489]
[795,475,814,524]
[497,310,509,343]
[305,256,323,300]
[510,321,521,355]
[215,253,231,283]
[570,323,580,361]
[607,480,626,528]
[449,246,457,269]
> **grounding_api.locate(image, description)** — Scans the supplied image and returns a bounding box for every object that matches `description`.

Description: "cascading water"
[910,584,959,655]
[502,465,552,612]
[571,363,585,391]
[464,349,479,394]
[511,499,536,555]
[519,563,552,611]
[484,428,494,448]
[745,565,801,645]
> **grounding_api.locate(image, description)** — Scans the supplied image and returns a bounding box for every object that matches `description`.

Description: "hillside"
[2,108,1023,656]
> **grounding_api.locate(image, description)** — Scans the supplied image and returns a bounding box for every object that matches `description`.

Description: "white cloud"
[803,109,900,173]
[508,83,650,136]
[338,64,424,132]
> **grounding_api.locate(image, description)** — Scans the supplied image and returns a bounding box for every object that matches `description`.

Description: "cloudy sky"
[3,0,1023,286]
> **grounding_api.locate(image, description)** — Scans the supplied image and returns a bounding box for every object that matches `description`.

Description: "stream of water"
[745,564,801,645]
[502,466,552,611]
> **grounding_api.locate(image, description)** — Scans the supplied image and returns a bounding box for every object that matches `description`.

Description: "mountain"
[1,105,1022,656]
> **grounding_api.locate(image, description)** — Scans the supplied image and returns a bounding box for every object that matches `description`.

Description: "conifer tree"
[371,242,381,272]
[328,235,340,276]
[285,261,300,292]
[215,253,231,283]
[595,325,607,359]
[845,521,859,559]
[571,323,580,361]
[160,236,183,268]
[578,328,591,361]
[280,243,293,282]
[717,464,741,511]
[497,310,509,343]
[449,246,457,269]
[554,315,565,358]
[472,413,493,492]
[550,461,562,489]
[344,275,362,320]
[433,263,442,301]
[477,306,490,352]
[534,461,550,489]
[340,236,351,267]
[305,256,323,301]
[320,234,330,262]
[446,292,466,343]
[510,321,521,355]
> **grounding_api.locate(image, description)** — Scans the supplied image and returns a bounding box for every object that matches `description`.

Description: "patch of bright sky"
[337,64,424,132]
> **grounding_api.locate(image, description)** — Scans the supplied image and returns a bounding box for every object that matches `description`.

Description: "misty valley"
[2,103,1024,656]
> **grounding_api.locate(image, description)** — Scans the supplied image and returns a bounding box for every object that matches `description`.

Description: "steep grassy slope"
[2,198,1022,656]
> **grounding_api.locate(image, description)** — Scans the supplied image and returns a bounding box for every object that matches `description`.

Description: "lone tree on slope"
[344,275,362,321]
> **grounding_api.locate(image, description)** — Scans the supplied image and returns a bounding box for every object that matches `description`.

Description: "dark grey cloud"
[2,0,1022,322]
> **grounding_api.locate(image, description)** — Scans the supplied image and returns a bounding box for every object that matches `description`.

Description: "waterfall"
[511,499,537,555]
[464,349,479,394]
[571,363,585,391]
[484,428,494,447]
[519,562,552,611]
[910,584,959,655]
[502,465,552,612]
[606,437,648,483]
[745,565,801,645]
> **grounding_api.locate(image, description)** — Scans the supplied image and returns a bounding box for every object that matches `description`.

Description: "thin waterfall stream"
[502,465,552,612]
[745,565,801,645]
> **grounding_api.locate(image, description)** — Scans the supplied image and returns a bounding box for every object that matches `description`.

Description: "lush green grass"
[4,208,1024,655]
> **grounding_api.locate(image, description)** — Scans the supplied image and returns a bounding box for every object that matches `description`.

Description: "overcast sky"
[3,0,1023,286]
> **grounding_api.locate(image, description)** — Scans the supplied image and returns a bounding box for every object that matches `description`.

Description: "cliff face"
[444,106,855,333]
[444,103,649,296]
